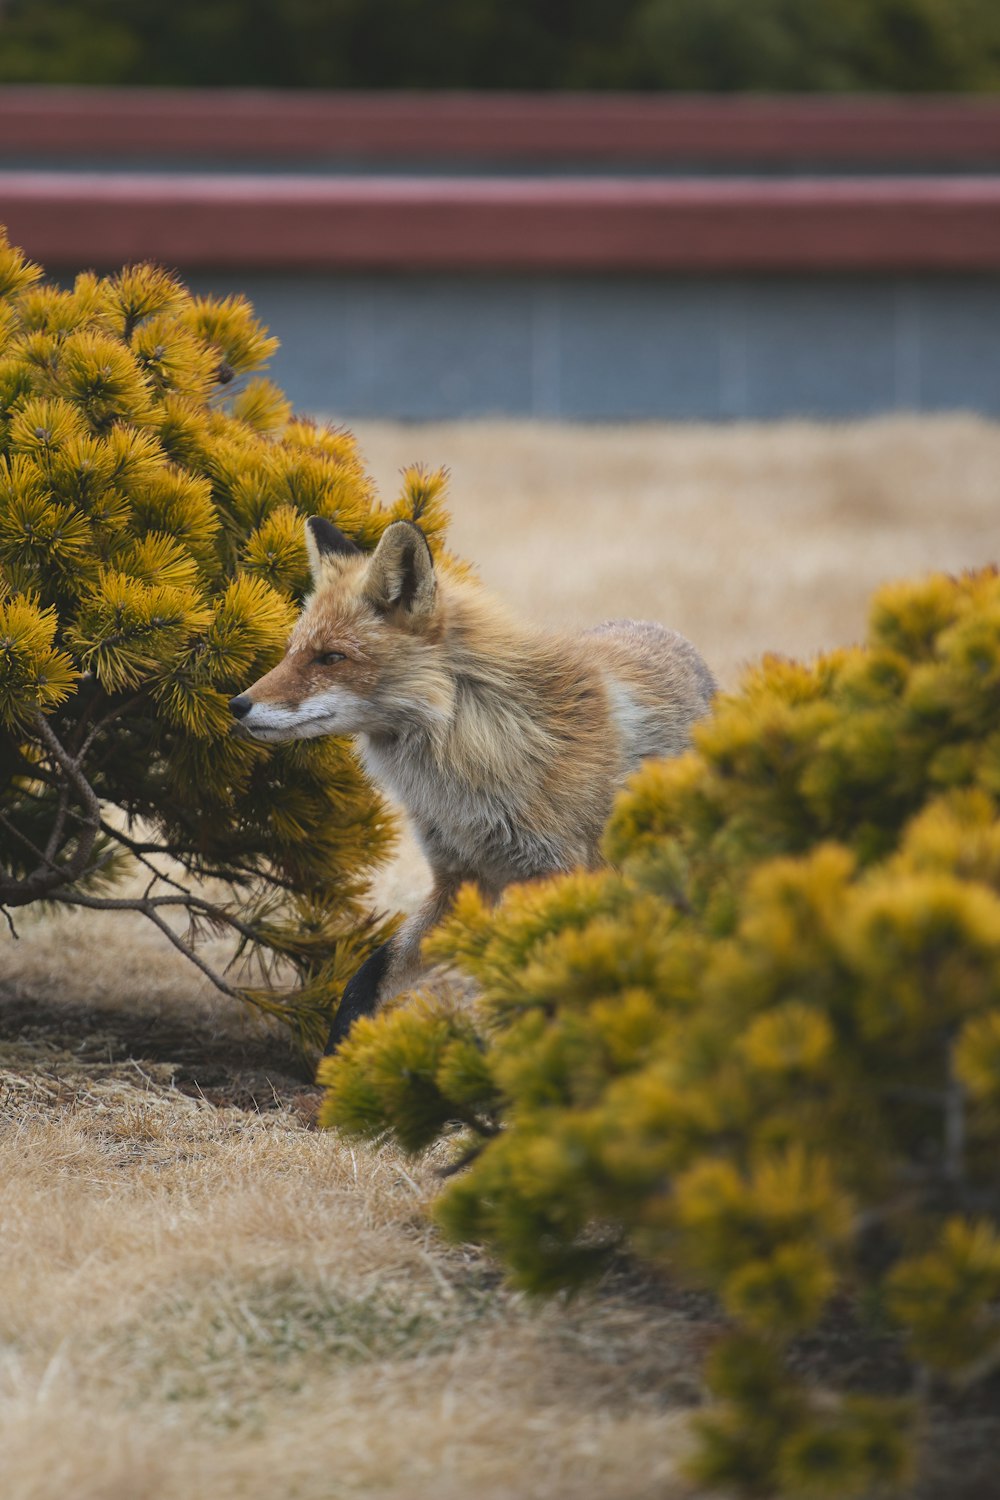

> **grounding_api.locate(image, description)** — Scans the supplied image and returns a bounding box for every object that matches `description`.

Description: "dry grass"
[354,413,1000,683]
[3,416,1000,1499]
[0,1027,701,1500]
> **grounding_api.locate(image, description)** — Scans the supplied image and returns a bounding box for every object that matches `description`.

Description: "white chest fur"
[359,732,566,883]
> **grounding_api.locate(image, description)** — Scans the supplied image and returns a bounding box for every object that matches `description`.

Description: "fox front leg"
[323,875,462,1054]
[323,942,394,1053]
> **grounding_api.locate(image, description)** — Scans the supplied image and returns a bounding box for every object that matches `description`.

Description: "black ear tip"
[307,515,362,559]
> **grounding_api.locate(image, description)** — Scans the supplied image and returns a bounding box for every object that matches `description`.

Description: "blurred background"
[0,0,998,686]
[2,0,1000,93]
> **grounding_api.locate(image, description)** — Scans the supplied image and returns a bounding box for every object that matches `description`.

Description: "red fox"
[231,516,715,1051]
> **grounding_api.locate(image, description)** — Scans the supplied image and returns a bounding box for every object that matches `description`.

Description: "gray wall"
[186,271,1000,421]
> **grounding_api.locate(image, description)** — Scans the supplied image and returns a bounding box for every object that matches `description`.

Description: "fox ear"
[363,521,436,620]
[305,515,361,583]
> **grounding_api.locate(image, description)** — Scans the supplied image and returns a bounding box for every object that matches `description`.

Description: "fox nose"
[229,694,252,720]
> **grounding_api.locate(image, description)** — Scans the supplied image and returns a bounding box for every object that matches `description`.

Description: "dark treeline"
[1,0,999,92]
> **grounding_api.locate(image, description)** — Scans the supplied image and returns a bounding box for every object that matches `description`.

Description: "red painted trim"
[4,173,1000,271]
[3,88,1000,164]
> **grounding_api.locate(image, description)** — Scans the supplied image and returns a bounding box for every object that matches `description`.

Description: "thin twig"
[44,890,242,1000]
[68,675,99,756]
[0,811,61,871]
[1,715,315,1016]
[45,886,264,945]
[74,691,147,765]
[43,780,70,863]
[944,1044,966,1187]
[0,715,104,908]
[141,906,242,999]
[96,819,300,894]
[98,819,205,899]
[438,1140,489,1178]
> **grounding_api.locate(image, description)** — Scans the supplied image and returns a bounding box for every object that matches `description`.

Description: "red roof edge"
[4,173,999,272]
[3,88,1000,163]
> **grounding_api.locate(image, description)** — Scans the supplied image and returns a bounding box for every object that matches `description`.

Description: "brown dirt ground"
[3,416,1000,1499]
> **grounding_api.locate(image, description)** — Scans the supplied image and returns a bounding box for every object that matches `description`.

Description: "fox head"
[230,516,448,743]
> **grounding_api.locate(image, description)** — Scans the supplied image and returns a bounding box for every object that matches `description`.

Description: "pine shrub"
[321,565,1000,1494]
[0,231,449,1041]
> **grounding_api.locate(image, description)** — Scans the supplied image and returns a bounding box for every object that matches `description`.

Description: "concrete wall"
[186,271,1000,421]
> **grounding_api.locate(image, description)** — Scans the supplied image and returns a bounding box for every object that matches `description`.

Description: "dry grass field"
[2,415,999,1500]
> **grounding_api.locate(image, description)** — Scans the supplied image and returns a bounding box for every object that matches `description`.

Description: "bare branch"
[43,780,71,863]
[97,819,205,899]
[94,819,300,894]
[438,1140,489,1178]
[179,861,302,895]
[141,906,242,998]
[944,1044,966,1187]
[45,886,265,946]
[0,716,103,908]
[0,714,315,1021]
[74,690,147,765]
[44,889,243,1000]
[67,674,100,756]
[0,810,61,870]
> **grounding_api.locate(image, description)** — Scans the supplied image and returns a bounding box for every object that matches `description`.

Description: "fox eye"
[315,651,346,667]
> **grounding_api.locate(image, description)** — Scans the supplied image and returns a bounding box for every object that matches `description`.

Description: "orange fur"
[233,518,715,1047]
